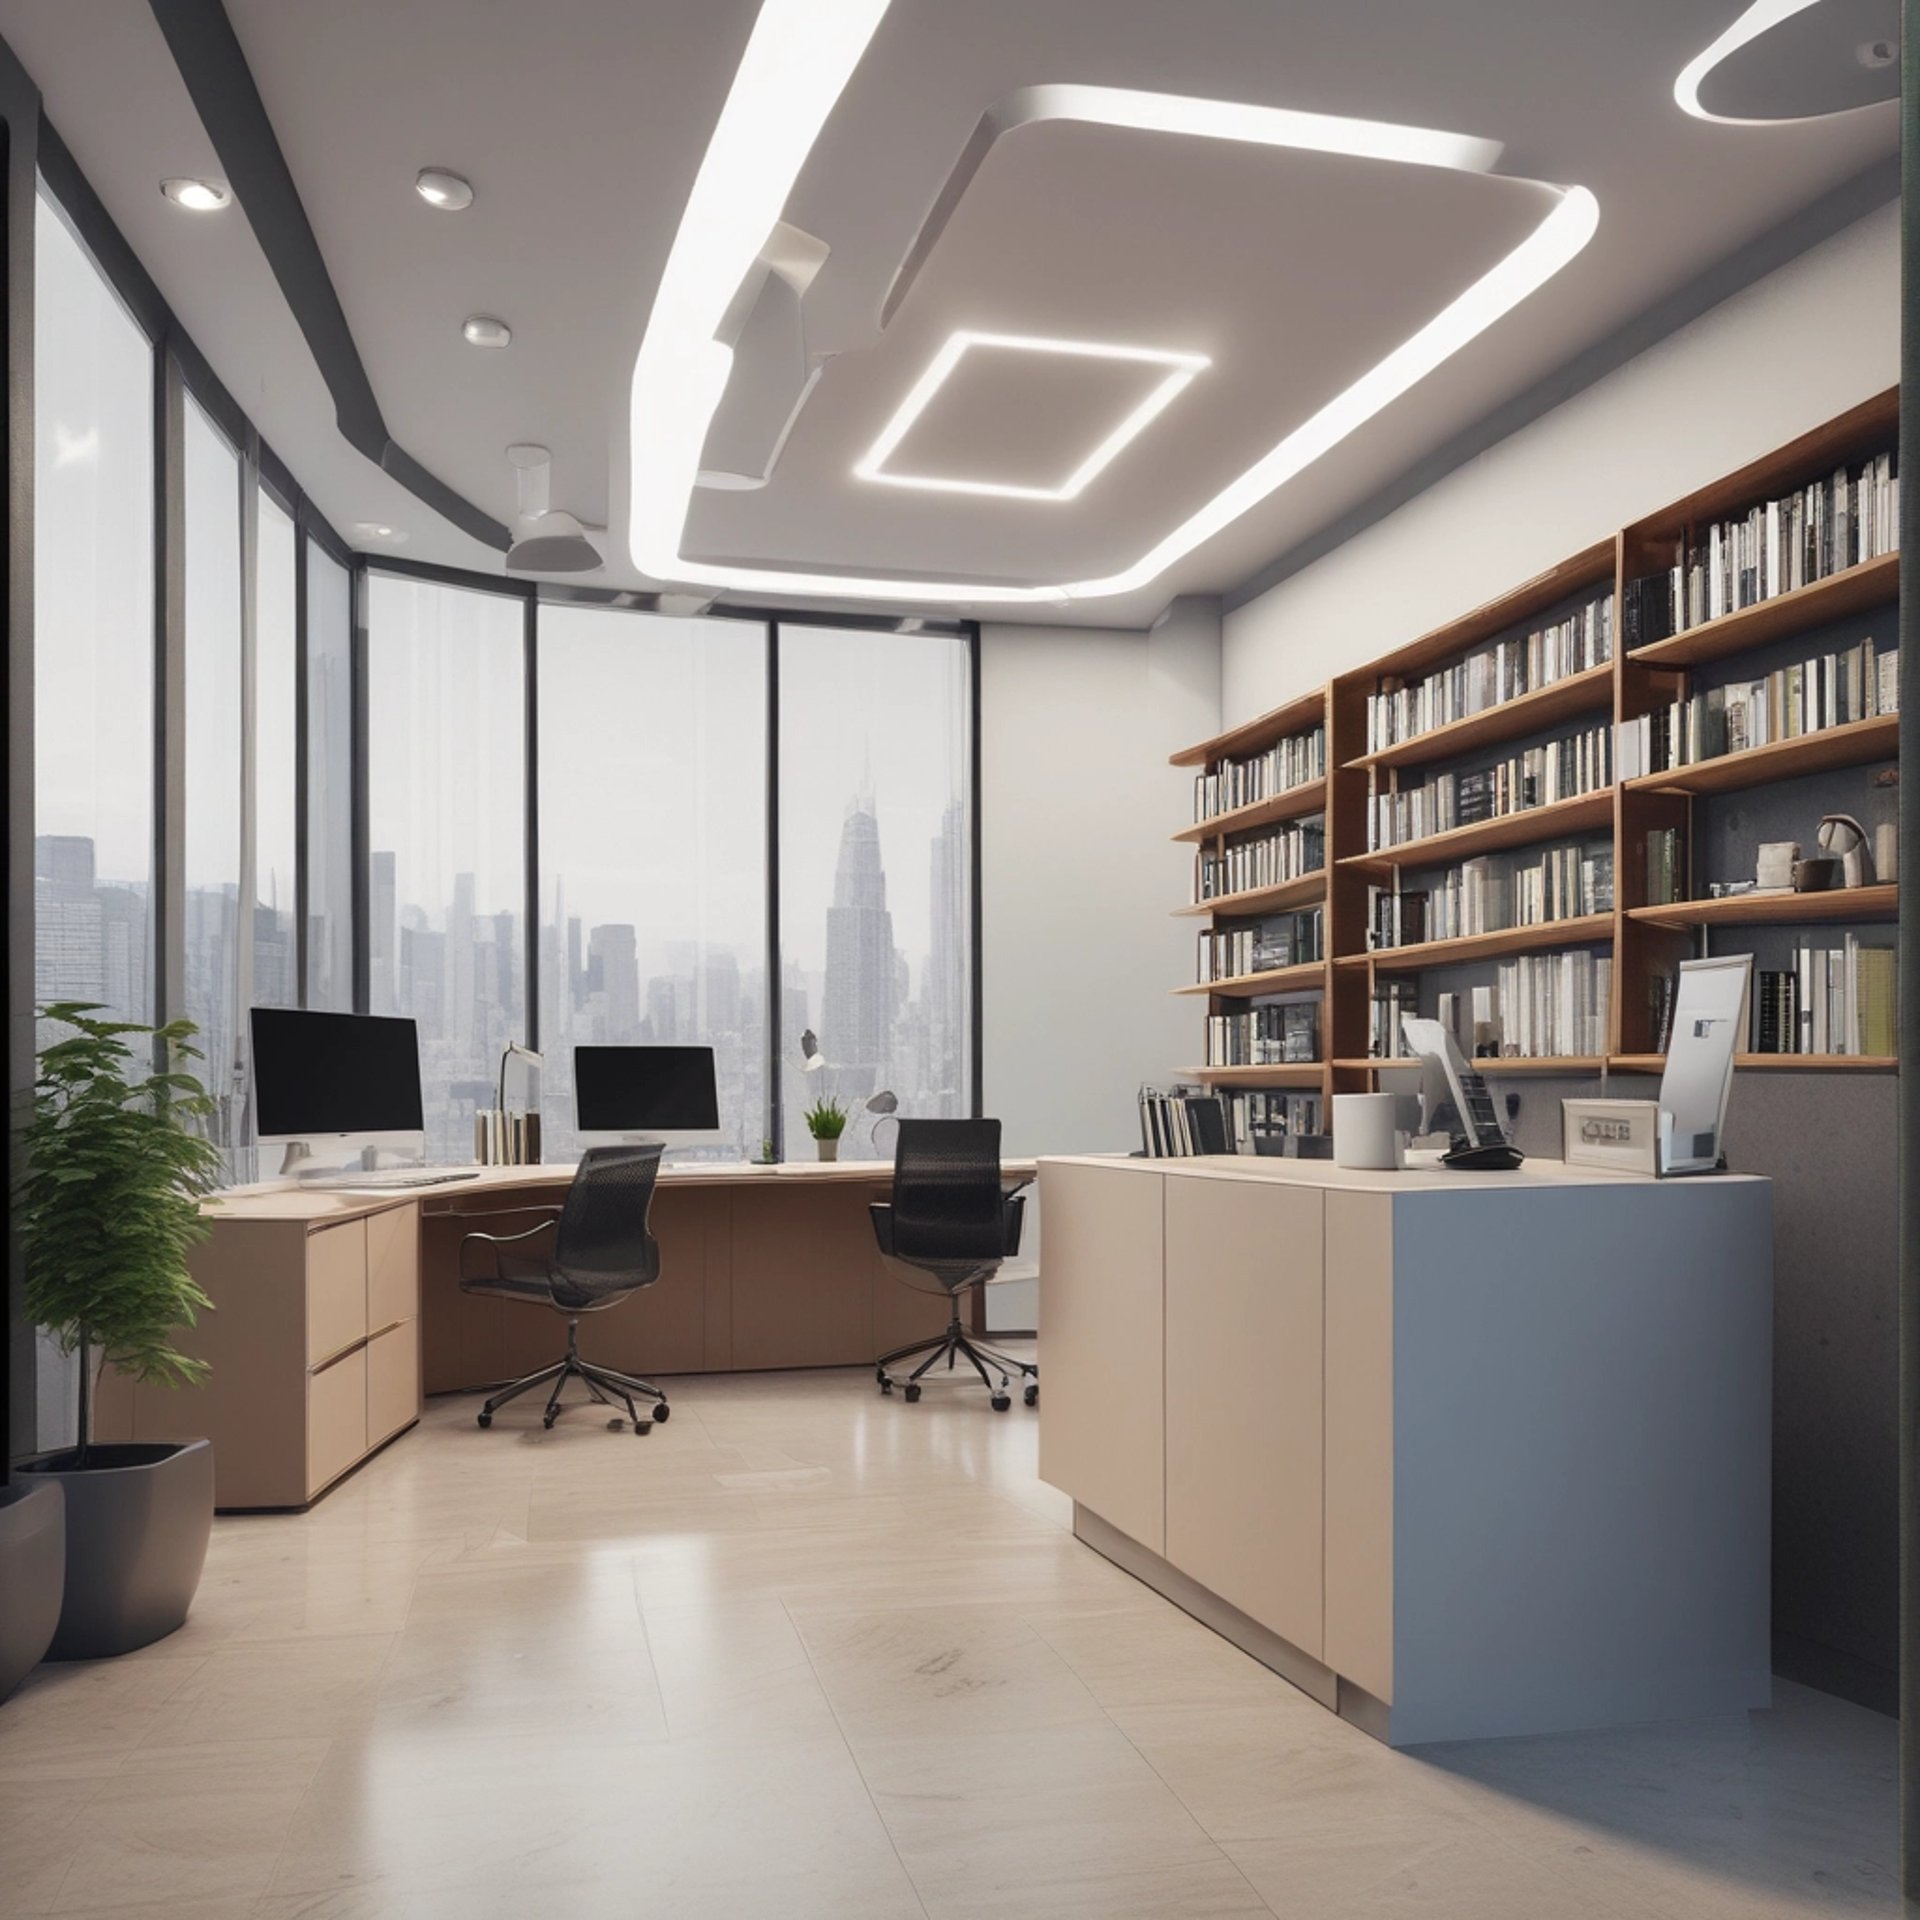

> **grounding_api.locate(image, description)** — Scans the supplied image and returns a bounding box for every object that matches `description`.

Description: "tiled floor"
[0,1353,1903,1918]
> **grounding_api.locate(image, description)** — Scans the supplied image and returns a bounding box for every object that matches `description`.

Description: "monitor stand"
[285,1141,427,1183]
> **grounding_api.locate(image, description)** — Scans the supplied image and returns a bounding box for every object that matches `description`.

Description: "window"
[180,395,245,1148]
[365,572,526,1160]
[304,540,353,1010]
[777,626,972,1158]
[254,491,298,1009]
[537,606,768,1161]
[32,189,155,1027]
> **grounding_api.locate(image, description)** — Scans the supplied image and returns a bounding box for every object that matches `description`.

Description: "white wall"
[979,601,1221,1324]
[1222,202,1899,721]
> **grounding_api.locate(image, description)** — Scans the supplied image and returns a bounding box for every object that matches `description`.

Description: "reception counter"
[1036,1152,1773,1746]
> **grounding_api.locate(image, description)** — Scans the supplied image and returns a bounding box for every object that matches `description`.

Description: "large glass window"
[32,189,155,1026]
[304,540,354,1010]
[537,607,768,1161]
[366,572,527,1160]
[254,491,298,1009]
[777,626,972,1159]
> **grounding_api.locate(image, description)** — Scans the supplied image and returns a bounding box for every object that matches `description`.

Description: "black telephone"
[1400,1017,1525,1172]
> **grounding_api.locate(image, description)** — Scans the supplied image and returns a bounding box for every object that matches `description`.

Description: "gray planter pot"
[0,1480,65,1700]
[19,1439,212,1659]
[815,1136,840,1162]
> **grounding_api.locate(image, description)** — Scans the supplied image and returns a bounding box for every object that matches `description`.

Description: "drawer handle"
[309,1338,367,1375]
[367,1320,406,1343]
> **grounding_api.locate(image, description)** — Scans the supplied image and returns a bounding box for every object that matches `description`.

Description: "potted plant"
[16,1004,222,1659]
[804,1095,849,1162]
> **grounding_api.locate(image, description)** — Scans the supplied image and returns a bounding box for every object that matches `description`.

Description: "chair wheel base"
[653,1402,671,1423]
[903,1383,922,1403]
[476,1412,492,1428]
[1024,1384,1039,1407]
[991,1393,1012,1412]
[635,1420,653,1435]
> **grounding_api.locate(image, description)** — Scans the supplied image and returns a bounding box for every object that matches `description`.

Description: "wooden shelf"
[1338,789,1615,874]
[1334,1055,1603,1076]
[1172,687,1325,769]
[1183,1062,1325,1088]
[1174,873,1326,919]
[1335,914,1615,973]
[1609,1053,1896,1074]
[1173,961,1325,1000]
[1351,664,1614,774]
[1624,713,1897,797]
[1172,778,1327,843]
[1625,552,1898,672]
[1628,884,1897,930]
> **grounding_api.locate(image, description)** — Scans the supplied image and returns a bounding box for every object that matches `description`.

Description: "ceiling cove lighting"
[159,177,229,211]
[414,167,474,210]
[1674,0,1823,121]
[626,10,1598,606]
[854,331,1210,502]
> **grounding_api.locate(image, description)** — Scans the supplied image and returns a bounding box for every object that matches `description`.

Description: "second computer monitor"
[573,1045,720,1148]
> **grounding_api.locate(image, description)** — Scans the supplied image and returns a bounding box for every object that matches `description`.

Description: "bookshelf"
[1166,388,1900,1130]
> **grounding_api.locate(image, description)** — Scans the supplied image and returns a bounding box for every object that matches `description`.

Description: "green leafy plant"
[19,1005,224,1467]
[803,1096,849,1141]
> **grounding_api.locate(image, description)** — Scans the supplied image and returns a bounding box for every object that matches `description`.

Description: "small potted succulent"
[16,1005,222,1659]
[804,1095,849,1162]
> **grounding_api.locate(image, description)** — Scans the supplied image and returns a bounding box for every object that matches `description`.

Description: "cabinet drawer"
[366,1203,419,1329]
[306,1220,368,1365]
[307,1346,368,1498]
[366,1318,420,1447]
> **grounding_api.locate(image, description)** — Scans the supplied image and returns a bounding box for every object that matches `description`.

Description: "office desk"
[98,1158,1034,1510]
[1038,1152,1773,1746]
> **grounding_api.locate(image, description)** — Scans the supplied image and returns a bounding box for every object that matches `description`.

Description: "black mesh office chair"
[871,1119,1036,1411]
[458,1144,672,1435]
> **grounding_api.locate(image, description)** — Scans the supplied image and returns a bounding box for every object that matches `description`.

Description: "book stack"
[1196,816,1326,901]
[1206,1002,1319,1067]
[1193,725,1327,823]
[1369,842,1614,948]
[1616,638,1898,777]
[1622,450,1899,645]
[1368,721,1612,848]
[1644,827,1685,906]
[1751,937,1897,1056]
[1489,951,1614,1058]
[1139,1087,1230,1157]
[1224,1089,1324,1149]
[1197,908,1323,982]
[1368,980,1418,1057]
[1366,592,1612,753]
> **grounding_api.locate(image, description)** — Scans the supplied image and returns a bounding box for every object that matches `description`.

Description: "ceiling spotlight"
[160,177,230,212]
[414,168,474,211]
[462,314,512,349]
[353,521,402,542]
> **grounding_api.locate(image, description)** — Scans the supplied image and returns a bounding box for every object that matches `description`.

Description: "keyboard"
[298,1168,481,1191]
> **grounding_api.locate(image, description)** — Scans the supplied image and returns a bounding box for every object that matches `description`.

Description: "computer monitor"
[250,1008,425,1174]
[573,1045,720,1149]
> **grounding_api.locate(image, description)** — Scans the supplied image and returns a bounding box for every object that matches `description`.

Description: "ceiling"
[0,0,1899,627]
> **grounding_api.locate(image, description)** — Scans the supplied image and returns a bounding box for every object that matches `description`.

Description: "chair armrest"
[458,1211,561,1283]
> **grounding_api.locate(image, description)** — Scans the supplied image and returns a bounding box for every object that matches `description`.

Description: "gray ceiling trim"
[1222,154,1901,616]
[146,0,511,553]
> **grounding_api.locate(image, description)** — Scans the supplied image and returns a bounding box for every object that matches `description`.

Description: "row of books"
[1616,640,1899,778]
[1369,980,1417,1058]
[1195,817,1326,903]
[1225,1088,1324,1148]
[1197,908,1323,983]
[1485,951,1613,1060]
[1751,938,1897,1056]
[1368,843,1615,948]
[1139,1087,1230,1158]
[1644,827,1685,907]
[1205,1002,1318,1067]
[1365,593,1612,754]
[1367,722,1612,849]
[1193,725,1326,823]
[1622,452,1899,645]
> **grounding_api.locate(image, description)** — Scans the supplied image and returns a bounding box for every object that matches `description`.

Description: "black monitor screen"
[574,1046,719,1132]
[250,1008,425,1138]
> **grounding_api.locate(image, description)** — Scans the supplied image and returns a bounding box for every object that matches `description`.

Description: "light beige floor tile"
[1031,1603,1303,1711]
[142,1631,395,1743]
[640,1596,845,1743]
[0,1654,207,1783]
[0,1770,98,1914]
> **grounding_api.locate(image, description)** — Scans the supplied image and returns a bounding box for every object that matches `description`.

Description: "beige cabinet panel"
[1165,1176,1325,1660]
[366,1318,421,1448]
[365,1202,420,1329]
[1036,1163,1166,1555]
[307,1346,368,1499]
[306,1220,368,1366]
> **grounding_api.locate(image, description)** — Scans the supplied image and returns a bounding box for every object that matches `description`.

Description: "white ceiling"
[0,0,1899,626]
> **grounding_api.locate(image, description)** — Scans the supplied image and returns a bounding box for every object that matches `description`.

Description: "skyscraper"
[821,790,896,1097]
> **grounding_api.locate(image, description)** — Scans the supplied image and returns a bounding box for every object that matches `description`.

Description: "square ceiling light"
[853,330,1209,503]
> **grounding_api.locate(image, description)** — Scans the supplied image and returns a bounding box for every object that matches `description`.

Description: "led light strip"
[627,0,1598,607]
[1673,0,1826,123]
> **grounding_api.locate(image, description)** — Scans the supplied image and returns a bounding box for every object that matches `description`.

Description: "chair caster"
[1024,1384,1039,1407]
[991,1393,1011,1412]
[607,1417,626,1431]
[542,1413,558,1429]
[903,1383,922,1403]
[634,1420,653,1435]
[879,1378,893,1395]
[476,1412,492,1428]
[653,1402,670,1423]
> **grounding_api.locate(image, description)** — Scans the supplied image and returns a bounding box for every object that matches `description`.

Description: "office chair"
[458,1144,672,1435]
[871,1119,1036,1411]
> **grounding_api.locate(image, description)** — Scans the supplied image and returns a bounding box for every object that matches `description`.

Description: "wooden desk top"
[206,1157,1038,1227]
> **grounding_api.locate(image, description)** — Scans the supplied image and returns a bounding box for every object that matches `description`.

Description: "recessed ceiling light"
[462,314,512,349]
[354,521,403,542]
[414,168,474,210]
[159,177,230,212]
[855,331,1208,502]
